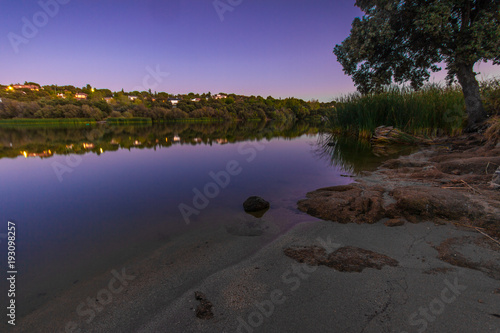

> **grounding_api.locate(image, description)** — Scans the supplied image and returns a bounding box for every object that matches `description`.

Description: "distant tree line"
[0,83,335,122]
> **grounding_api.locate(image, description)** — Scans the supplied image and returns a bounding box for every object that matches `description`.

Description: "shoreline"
[9,134,500,332]
[299,132,500,238]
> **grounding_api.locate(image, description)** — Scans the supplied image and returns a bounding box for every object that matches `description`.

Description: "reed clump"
[481,77,500,117]
[328,84,466,138]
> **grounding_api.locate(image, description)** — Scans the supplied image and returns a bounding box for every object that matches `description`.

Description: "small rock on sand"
[194,292,214,320]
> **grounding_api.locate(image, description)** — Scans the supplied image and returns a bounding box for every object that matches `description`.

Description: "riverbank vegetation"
[0,83,333,123]
[333,0,499,130]
[327,78,500,139]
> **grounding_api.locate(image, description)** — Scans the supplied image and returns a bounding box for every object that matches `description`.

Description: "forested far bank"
[0,84,333,122]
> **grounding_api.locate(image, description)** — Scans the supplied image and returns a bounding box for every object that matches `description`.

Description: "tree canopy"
[334,0,500,129]
[0,84,333,122]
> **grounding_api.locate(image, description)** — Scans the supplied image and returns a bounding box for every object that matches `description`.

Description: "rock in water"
[297,184,385,224]
[243,196,270,212]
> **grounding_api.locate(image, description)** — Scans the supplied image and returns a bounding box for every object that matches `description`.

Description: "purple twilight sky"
[1,0,499,102]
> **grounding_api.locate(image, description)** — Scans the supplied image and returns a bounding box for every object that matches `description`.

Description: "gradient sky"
[1,0,499,102]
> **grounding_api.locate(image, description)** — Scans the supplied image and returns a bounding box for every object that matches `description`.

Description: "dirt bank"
[298,133,500,239]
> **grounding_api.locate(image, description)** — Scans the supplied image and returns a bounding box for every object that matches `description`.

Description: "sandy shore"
[9,136,500,333]
[13,220,499,332]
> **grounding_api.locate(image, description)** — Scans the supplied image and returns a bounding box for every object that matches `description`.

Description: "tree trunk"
[456,63,487,132]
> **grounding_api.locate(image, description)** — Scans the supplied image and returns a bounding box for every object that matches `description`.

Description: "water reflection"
[0,121,419,174]
[1,121,420,323]
[0,121,320,160]
[0,120,345,319]
[314,133,418,174]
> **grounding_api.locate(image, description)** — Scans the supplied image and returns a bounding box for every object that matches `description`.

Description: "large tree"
[334,0,500,130]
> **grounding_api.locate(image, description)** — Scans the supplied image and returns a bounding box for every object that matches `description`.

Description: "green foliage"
[481,77,500,116]
[327,84,466,137]
[334,0,499,128]
[0,89,329,122]
[334,0,500,92]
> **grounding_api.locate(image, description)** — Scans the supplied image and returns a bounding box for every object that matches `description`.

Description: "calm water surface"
[0,121,392,316]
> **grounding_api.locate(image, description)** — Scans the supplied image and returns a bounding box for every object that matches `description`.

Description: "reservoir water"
[0,121,389,321]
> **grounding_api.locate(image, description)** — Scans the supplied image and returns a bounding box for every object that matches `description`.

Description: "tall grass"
[481,77,500,116]
[328,84,465,138]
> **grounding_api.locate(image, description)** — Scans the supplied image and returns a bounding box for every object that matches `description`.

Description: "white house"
[128,95,139,101]
[168,98,181,105]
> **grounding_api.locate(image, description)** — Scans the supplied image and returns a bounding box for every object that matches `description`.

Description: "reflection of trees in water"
[86,128,105,141]
[0,120,324,159]
[0,127,109,158]
[314,133,419,174]
[315,133,389,174]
